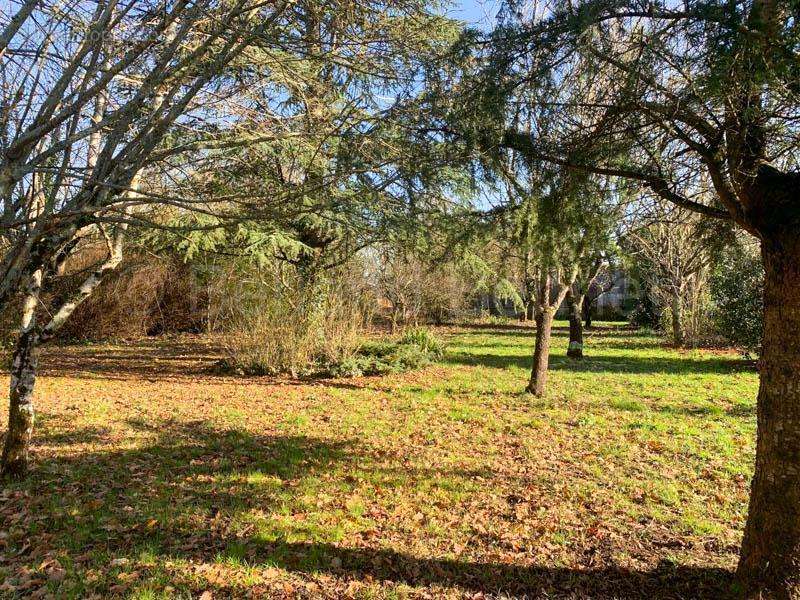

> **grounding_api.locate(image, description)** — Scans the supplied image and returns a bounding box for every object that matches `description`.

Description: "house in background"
[475,270,636,322]
[584,269,635,321]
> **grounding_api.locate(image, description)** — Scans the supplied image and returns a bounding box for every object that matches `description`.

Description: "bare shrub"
[49,249,204,340]
[376,253,473,328]
[211,260,375,376]
[628,206,718,347]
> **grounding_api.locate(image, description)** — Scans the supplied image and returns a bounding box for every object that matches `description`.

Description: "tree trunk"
[567,290,584,358]
[1,328,39,479]
[527,309,553,396]
[583,295,592,329]
[671,292,685,347]
[737,238,800,597]
[489,295,500,316]
[1,233,124,480]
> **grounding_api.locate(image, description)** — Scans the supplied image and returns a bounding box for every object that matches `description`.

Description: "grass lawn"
[0,323,758,599]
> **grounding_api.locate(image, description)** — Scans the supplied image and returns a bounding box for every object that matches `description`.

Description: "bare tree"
[0,0,289,478]
[629,208,713,346]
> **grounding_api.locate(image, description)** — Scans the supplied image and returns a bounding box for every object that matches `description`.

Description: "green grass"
[0,322,757,598]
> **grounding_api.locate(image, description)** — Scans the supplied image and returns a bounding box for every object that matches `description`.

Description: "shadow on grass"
[30,324,681,385]
[654,401,756,419]
[444,324,754,376]
[33,421,113,446]
[451,322,649,337]
[0,421,354,591]
[37,339,225,381]
[445,350,752,375]
[237,541,733,599]
[35,340,372,386]
[2,418,738,598]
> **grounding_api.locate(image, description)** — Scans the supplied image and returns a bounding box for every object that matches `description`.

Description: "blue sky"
[450,0,500,28]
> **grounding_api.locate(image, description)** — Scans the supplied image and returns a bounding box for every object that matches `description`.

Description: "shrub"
[628,264,717,347]
[475,312,516,327]
[48,250,204,340]
[376,253,474,327]
[323,328,445,378]
[628,278,663,330]
[710,243,763,356]
[398,327,445,357]
[213,260,373,376]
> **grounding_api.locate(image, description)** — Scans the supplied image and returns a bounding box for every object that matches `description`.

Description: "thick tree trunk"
[671,292,685,347]
[737,238,800,597]
[567,290,584,358]
[0,328,39,479]
[527,310,553,396]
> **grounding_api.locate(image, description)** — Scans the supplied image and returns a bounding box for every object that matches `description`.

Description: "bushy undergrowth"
[18,250,204,341]
[214,261,372,377]
[322,328,445,378]
[220,327,445,378]
[474,312,517,326]
[710,243,763,356]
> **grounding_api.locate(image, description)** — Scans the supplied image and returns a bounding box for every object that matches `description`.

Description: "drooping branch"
[499,129,731,221]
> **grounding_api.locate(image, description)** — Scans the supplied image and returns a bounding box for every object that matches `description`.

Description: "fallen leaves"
[0,326,756,598]
[108,557,130,568]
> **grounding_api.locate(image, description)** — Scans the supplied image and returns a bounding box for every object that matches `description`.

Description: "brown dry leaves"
[0,327,754,598]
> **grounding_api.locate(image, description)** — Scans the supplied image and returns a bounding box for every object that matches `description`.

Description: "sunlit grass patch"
[0,323,758,598]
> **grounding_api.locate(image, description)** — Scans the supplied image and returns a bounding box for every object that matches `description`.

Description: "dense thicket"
[711,241,764,356]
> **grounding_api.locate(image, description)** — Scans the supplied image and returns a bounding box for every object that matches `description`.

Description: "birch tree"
[0,0,289,479]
